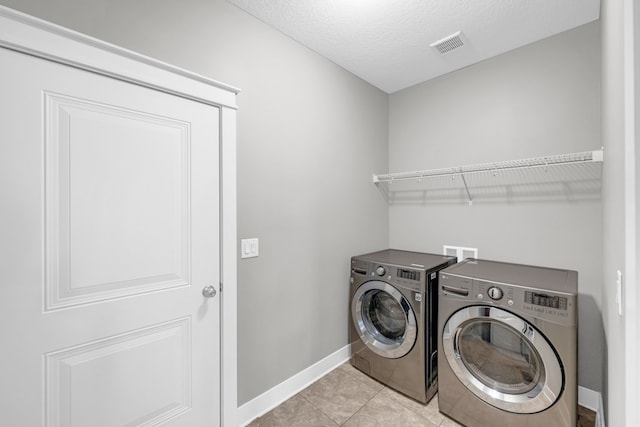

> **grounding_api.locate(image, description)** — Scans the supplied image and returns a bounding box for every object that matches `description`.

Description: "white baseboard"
[579,386,605,427]
[236,345,351,427]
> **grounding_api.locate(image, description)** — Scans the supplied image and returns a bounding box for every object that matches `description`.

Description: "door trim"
[624,0,640,425]
[0,6,239,109]
[0,6,239,426]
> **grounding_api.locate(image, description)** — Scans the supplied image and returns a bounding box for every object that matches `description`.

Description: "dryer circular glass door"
[442,306,563,413]
[351,280,417,359]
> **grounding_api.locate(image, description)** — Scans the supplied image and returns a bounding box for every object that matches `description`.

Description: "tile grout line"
[339,386,387,426]
[297,393,340,426]
[338,363,446,427]
[309,363,388,426]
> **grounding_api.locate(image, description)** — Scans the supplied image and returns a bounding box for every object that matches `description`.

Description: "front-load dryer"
[437,259,578,427]
[349,249,456,403]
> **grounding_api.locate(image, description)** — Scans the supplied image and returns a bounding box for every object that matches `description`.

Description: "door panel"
[1,46,220,426]
[45,318,191,426]
[45,92,191,309]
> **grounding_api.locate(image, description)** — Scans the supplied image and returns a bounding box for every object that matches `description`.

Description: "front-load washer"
[437,259,578,427]
[349,249,456,403]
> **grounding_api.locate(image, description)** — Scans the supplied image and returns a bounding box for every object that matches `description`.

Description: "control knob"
[376,266,386,276]
[487,286,503,300]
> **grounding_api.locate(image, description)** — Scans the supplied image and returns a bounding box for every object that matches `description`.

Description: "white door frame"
[0,6,239,426]
[624,0,639,426]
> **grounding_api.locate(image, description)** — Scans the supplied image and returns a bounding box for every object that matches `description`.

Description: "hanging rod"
[372,149,603,184]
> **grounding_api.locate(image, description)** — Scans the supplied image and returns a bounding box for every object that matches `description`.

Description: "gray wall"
[388,23,603,392]
[600,0,626,425]
[0,0,390,405]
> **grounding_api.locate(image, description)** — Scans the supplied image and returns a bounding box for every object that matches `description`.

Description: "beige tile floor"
[248,362,460,427]
[248,362,597,427]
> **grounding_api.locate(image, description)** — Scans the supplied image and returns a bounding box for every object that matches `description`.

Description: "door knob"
[202,285,217,298]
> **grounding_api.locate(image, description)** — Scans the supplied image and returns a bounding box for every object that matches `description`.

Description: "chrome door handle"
[202,285,217,298]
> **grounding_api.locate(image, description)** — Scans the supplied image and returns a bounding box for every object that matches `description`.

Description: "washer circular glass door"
[351,280,417,359]
[442,306,563,413]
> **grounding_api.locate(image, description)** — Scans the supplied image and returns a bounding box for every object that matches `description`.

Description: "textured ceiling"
[227,0,600,93]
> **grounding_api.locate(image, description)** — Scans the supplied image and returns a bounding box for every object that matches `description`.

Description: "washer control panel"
[351,259,427,292]
[396,268,421,282]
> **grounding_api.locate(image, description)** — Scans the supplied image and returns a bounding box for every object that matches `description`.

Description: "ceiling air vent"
[430,31,464,54]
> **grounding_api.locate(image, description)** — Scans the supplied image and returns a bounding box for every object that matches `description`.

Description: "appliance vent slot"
[430,31,464,54]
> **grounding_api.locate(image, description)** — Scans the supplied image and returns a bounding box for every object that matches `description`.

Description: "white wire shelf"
[373,149,604,205]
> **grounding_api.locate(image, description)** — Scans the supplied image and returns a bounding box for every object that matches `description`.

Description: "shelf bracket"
[459,172,473,206]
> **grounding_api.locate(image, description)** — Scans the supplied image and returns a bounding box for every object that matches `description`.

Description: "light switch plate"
[241,238,259,259]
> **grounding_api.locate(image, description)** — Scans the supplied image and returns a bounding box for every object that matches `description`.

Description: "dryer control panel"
[440,274,577,327]
[524,291,569,310]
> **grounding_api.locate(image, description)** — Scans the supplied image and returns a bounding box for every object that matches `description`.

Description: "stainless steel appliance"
[438,259,578,427]
[349,249,456,403]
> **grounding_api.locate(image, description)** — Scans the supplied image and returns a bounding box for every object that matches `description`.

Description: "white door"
[1,45,220,426]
